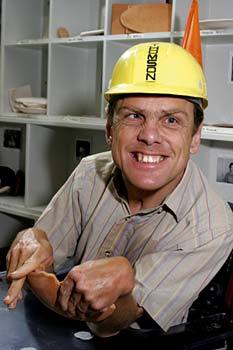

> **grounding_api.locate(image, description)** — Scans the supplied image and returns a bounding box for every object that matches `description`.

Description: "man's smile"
[131,152,165,164]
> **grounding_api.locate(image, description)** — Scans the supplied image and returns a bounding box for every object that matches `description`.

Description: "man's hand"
[58,257,134,318]
[60,289,116,322]
[3,227,53,308]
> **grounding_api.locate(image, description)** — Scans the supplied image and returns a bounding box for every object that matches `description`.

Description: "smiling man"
[4,42,233,338]
[106,95,201,212]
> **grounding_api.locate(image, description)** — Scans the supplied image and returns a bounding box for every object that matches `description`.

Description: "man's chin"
[127,180,165,194]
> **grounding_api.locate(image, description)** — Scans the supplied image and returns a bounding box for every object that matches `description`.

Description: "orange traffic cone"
[182,0,202,67]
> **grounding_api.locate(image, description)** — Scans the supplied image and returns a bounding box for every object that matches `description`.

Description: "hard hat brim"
[105,83,208,109]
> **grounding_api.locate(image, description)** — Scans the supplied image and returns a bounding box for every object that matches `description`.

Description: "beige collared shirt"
[35,151,233,331]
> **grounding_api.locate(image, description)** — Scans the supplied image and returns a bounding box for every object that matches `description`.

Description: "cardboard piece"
[111,3,172,34]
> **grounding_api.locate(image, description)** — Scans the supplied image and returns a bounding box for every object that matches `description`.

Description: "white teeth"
[137,153,164,163]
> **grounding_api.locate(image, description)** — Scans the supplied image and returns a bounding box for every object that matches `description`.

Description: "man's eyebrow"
[116,106,143,113]
[116,106,189,117]
[159,107,189,115]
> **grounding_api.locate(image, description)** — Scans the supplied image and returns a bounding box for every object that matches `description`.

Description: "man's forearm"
[87,293,143,338]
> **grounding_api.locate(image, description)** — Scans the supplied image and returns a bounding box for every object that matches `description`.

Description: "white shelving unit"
[0,0,233,246]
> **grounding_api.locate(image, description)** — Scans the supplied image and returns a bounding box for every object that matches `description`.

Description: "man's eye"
[127,113,142,120]
[120,113,143,124]
[166,116,178,125]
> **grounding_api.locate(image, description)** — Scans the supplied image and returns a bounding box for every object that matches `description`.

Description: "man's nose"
[137,119,162,145]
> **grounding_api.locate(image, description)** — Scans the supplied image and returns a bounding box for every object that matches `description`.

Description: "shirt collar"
[164,160,194,222]
[111,160,195,222]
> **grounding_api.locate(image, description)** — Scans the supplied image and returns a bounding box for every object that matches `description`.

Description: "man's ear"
[105,120,113,146]
[190,122,203,154]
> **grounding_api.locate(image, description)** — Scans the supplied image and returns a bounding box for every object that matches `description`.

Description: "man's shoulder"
[74,151,115,184]
[84,150,113,163]
[171,160,232,225]
[82,151,114,172]
[188,160,233,229]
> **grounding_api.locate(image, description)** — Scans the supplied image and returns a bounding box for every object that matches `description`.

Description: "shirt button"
[157,207,163,214]
[105,250,112,257]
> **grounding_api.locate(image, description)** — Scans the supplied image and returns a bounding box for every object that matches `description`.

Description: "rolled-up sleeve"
[35,165,84,271]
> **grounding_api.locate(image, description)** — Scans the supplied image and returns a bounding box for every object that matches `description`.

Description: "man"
[4,42,233,337]
[224,162,233,184]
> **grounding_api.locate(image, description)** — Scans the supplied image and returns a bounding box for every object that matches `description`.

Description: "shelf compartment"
[50,0,105,39]
[0,209,34,248]
[194,139,233,203]
[3,46,48,114]
[2,0,49,43]
[105,0,170,35]
[0,122,25,181]
[25,124,107,207]
[204,43,233,125]
[48,41,103,117]
[173,0,233,32]
[0,123,26,217]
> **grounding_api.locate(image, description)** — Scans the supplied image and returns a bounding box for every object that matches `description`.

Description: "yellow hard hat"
[105,41,208,109]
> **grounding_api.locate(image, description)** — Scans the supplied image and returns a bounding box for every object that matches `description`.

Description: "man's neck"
[127,187,168,214]
[126,175,185,215]
[128,197,161,214]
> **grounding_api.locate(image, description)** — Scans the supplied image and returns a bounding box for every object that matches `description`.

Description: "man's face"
[106,95,202,199]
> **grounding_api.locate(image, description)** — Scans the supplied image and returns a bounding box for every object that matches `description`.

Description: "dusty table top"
[0,276,102,350]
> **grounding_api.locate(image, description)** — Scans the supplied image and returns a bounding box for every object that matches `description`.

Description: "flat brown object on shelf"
[120,4,172,33]
[111,3,172,34]
[57,27,70,38]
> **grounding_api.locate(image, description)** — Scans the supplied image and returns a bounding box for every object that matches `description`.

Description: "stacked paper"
[8,84,47,114]
[14,97,47,114]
